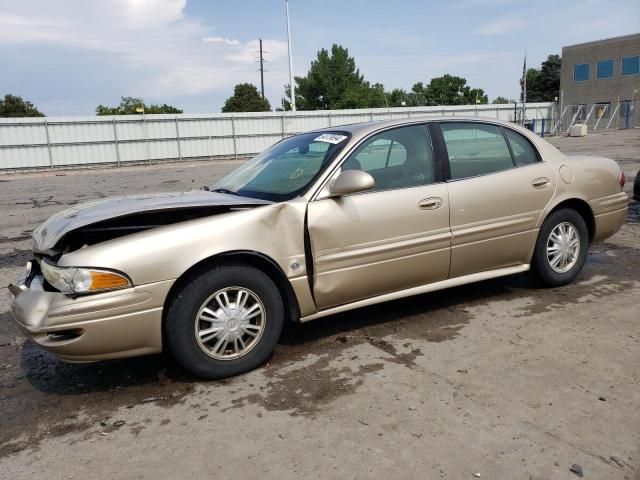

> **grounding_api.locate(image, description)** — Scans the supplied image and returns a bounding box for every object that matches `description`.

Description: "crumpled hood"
[32,190,271,252]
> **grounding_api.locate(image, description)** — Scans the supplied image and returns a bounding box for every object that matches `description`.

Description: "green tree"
[287,44,384,110]
[420,75,488,105]
[96,96,183,115]
[0,94,44,117]
[492,96,511,104]
[387,88,409,107]
[525,54,561,102]
[222,84,271,113]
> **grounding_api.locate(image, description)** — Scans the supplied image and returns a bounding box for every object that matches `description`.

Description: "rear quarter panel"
[539,153,627,241]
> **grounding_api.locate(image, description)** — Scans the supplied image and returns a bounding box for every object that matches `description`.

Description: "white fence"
[0,103,554,171]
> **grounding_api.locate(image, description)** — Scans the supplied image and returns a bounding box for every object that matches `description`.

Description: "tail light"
[618,171,626,189]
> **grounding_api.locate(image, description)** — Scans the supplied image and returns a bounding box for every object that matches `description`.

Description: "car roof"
[318,116,529,138]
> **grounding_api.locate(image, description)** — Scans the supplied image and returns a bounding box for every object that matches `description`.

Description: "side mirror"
[329,170,375,197]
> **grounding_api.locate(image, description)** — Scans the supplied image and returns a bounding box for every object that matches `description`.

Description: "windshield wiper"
[209,188,239,196]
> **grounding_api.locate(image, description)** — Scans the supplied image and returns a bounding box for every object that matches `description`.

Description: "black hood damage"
[32,191,272,253]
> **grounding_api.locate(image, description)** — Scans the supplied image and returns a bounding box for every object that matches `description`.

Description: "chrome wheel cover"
[546,222,580,274]
[194,287,266,361]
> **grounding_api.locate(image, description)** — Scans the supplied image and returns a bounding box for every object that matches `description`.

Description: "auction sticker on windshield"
[314,133,348,144]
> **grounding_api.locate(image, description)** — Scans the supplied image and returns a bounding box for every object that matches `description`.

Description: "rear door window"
[440,123,514,180]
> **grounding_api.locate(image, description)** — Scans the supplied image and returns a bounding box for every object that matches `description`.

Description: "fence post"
[231,115,238,159]
[44,119,54,171]
[327,112,332,127]
[142,114,151,164]
[112,118,121,167]
[175,116,182,161]
[281,113,286,138]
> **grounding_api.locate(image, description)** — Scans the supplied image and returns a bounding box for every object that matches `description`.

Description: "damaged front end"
[8,190,275,362]
[32,190,272,255]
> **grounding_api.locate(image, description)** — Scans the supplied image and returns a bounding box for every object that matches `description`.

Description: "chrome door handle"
[418,197,443,210]
[531,177,551,188]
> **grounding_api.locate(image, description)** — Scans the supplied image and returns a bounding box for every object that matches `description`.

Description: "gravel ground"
[0,128,639,480]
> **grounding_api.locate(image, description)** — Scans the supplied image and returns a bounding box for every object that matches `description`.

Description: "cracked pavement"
[1,129,639,480]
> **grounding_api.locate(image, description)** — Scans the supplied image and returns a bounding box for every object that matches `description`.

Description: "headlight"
[40,261,131,294]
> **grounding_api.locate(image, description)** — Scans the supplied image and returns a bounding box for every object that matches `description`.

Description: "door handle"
[531,177,551,188]
[418,197,443,210]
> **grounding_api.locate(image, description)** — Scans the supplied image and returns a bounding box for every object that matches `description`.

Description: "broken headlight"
[40,261,131,294]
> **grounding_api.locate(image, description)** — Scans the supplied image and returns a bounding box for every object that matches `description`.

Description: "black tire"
[165,264,284,379]
[531,208,589,287]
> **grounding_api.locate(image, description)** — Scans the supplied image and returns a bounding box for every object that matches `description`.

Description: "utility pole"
[285,0,296,111]
[259,38,265,99]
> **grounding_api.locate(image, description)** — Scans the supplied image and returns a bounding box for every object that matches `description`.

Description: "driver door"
[306,124,451,309]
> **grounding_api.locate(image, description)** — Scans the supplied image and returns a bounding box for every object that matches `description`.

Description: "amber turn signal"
[89,271,130,290]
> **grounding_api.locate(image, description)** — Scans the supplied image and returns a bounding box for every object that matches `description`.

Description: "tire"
[165,264,284,379]
[530,208,589,287]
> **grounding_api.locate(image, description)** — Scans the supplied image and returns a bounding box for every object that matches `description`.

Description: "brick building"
[560,33,640,121]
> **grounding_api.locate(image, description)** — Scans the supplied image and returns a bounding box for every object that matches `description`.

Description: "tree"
[492,96,511,104]
[391,76,488,107]
[222,84,271,113]
[525,54,561,102]
[286,44,384,110]
[418,75,488,106]
[0,94,44,117]
[388,88,409,107]
[96,96,183,115]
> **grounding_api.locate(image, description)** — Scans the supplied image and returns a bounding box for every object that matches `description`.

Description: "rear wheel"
[166,264,284,379]
[531,208,589,287]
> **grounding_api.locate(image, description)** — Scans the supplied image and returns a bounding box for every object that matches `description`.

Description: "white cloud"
[0,0,288,104]
[224,39,289,64]
[203,36,240,46]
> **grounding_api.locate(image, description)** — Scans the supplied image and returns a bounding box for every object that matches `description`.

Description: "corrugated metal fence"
[0,103,553,171]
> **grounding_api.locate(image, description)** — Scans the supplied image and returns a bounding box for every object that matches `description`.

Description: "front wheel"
[531,208,589,287]
[165,264,284,379]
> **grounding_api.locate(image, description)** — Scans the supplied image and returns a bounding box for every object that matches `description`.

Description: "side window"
[441,123,514,180]
[342,125,434,192]
[503,129,539,166]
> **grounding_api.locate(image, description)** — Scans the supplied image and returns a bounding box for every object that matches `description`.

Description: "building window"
[573,63,589,82]
[596,59,614,79]
[621,55,640,76]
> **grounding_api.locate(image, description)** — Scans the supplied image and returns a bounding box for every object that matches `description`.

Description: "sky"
[1,0,639,116]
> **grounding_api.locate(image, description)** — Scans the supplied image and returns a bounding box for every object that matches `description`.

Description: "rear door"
[307,124,451,309]
[436,121,556,277]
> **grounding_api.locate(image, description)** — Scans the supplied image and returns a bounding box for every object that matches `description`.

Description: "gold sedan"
[9,118,628,378]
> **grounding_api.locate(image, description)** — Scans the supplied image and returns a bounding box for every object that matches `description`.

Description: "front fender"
[59,200,309,287]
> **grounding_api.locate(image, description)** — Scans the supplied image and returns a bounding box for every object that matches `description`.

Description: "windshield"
[212,131,350,201]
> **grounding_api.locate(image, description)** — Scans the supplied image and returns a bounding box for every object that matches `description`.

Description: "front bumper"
[9,271,174,362]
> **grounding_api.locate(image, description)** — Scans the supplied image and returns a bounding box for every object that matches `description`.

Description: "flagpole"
[285,0,296,112]
[522,52,527,126]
